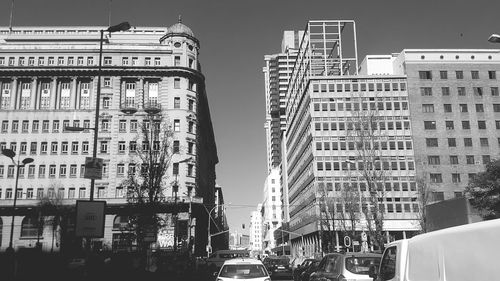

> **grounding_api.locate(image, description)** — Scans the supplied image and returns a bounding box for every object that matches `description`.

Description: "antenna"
[108,0,112,26]
[9,0,15,32]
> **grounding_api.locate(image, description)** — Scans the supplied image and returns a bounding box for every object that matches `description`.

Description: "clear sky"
[2,0,500,233]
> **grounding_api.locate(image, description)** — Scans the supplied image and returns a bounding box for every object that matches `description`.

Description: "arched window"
[113,215,130,230]
[21,216,41,237]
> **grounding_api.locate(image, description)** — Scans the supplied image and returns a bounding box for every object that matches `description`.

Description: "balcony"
[120,101,139,115]
[143,100,162,115]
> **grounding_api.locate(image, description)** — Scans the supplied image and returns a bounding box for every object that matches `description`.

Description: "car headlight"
[264,278,271,281]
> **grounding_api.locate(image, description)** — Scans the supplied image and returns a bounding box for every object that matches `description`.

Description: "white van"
[206,250,251,271]
[370,218,500,281]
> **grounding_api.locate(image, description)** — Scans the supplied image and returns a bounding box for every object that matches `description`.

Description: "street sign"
[75,200,106,237]
[84,157,103,179]
[344,236,352,247]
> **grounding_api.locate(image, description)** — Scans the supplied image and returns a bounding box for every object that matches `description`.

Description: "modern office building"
[0,21,219,256]
[266,20,500,258]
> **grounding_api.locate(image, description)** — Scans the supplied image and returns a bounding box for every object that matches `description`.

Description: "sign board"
[84,157,103,179]
[75,200,106,237]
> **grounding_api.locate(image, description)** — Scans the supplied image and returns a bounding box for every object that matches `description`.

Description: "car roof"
[323,252,382,258]
[222,258,264,265]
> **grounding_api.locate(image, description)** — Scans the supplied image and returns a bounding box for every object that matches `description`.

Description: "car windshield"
[345,257,380,275]
[219,264,268,278]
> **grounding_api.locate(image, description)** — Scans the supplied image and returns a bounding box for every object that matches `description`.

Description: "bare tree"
[346,107,388,251]
[415,176,433,233]
[120,113,175,252]
[37,181,72,252]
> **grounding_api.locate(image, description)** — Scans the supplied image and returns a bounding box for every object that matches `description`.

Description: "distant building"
[0,21,219,256]
[261,167,282,254]
[249,204,263,255]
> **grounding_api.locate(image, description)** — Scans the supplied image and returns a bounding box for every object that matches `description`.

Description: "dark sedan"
[263,256,293,280]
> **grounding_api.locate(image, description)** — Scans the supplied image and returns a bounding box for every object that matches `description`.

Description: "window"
[122,57,129,65]
[445,121,454,130]
[49,165,56,178]
[102,97,111,109]
[443,104,452,112]
[174,119,180,132]
[174,97,181,109]
[130,120,138,132]
[494,104,500,112]
[450,155,459,165]
[174,78,181,89]
[88,57,94,65]
[61,141,68,154]
[375,245,397,281]
[21,216,40,237]
[188,99,195,111]
[476,104,484,112]
[422,104,434,113]
[60,164,67,177]
[439,71,448,79]
[426,138,438,147]
[430,173,443,183]
[462,121,470,129]
[464,138,473,147]
[118,141,126,154]
[442,87,450,96]
[188,141,194,154]
[459,104,468,112]
[478,120,486,129]
[419,71,432,79]
[466,155,475,164]
[188,164,194,176]
[82,141,89,154]
[496,120,500,129]
[424,121,436,130]
[483,155,491,164]
[174,56,181,66]
[188,121,194,133]
[145,57,151,65]
[428,156,440,165]
[132,57,138,65]
[456,70,463,79]
[22,121,29,132]
[448,138,456,147]
[420,87,432,96]
[473,87,483,96]
[12,120,19,133]
[57,56,64,65]
[173,163,179,175]
[103,57,112,65]
[104,78,111,87]
[79,188,86,198]
[1,121,7,133]
[119,120,126,132]
[488,70,496,79]
[492,87,499,96]
[458,87,466,96]
[480,138,489,147]
[100,141,108,153]
[173,140,180,153]
[32,120,39,132]
[129,141,137,152]
[53,120,60,132]
[51,142,58,154]
[117,164,125,177]
[471,70,479,79]
[70,165,77,178]
[154,57,161,66]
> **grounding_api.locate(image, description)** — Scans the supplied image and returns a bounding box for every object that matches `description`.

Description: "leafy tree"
[415,175,433,233]
[466,160,500,220]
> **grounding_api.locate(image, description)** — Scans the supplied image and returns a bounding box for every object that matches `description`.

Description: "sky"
[1,0,500,233]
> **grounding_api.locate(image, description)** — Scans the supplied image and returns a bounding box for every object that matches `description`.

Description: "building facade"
[266,20,500,258]
[260,167,282,254]
[0,21,219,256]
[249,205,262,255]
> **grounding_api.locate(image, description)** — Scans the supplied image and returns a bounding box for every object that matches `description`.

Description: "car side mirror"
[212,271,219,277]
[368,264,379,279]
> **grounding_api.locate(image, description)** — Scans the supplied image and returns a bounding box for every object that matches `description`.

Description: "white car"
[215,258,271,281]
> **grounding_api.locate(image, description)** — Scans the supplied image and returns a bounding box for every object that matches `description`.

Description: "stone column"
[50,77,57,109]
[13,78,20,109]
[30,78,38,109]
[138,78,144,108]
[70,77,77,109]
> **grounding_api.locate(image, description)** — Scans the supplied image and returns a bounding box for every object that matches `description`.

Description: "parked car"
[293,258,316,281]
[369,218,500,281]
[299,259,321,281]
[215,258,271,281]
[309,252,381,281]
[263,256,293,280]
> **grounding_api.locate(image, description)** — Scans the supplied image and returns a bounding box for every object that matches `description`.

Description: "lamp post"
[66,21,131,201]
[1,148,34,251]
[172,157,193,252]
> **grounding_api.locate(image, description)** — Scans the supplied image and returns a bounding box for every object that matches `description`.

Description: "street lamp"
[1,148,34,251]
[172,157,193,252]
[66,21,131,201]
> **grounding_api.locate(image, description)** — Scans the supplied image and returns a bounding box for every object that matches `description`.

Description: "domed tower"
[160,16,199,71]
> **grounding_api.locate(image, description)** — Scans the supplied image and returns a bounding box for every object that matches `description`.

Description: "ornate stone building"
[0,21,219,256]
